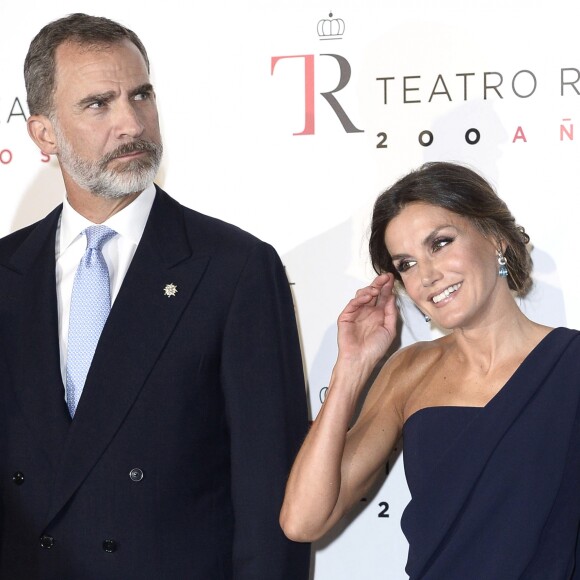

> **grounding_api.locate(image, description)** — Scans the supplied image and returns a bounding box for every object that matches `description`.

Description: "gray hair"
[24,13,150,116]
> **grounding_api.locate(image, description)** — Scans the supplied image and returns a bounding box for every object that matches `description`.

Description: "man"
[0,13,310,579]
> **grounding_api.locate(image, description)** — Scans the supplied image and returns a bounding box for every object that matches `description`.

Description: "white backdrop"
[1,2,578,578]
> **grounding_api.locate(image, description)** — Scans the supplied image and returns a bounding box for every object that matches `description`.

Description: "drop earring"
[497,250,508,278]
[414,304,431,323]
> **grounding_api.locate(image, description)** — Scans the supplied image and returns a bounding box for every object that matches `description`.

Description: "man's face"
[50,39,163,199]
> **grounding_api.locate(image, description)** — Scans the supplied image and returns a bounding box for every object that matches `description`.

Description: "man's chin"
[89,174,152,199]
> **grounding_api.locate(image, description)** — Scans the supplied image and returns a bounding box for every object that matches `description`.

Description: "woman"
[281,162,580,579]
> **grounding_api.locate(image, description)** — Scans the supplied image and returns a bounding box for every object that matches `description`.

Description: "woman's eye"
[396,259,416,273]
[432,237,453,252]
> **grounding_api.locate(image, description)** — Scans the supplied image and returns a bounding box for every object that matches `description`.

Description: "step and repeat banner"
[1,1,578,578]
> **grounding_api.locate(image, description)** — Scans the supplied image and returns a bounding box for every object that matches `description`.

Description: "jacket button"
[12,472,25,485]
[102,539,118,553]
[129,468,144,482]
[40,535,55,549]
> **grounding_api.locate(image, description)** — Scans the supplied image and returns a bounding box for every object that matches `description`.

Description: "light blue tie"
[66,225,117,417]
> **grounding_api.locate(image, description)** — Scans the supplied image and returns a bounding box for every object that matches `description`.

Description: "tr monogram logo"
[271,54,364,136]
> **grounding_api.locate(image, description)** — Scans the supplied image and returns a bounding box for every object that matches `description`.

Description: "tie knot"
[84,225,117,251]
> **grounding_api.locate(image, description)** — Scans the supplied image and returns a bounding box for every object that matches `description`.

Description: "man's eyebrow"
[75,84,154,108]
[76,90,116,108]
[129,83,154,98]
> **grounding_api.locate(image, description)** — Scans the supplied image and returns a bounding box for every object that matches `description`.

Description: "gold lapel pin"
[163,283,178,297]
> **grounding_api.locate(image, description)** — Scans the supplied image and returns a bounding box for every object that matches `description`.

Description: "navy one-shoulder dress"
[400,328,580,579]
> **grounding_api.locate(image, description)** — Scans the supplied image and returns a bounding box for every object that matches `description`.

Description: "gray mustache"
[103,140,161,164]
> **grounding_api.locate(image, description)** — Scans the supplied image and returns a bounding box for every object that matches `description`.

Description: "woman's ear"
[493,235,507,256]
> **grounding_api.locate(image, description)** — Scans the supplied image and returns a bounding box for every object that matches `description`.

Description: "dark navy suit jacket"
[0,186,311,579]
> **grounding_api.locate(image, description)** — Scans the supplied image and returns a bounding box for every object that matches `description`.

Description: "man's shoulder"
[187,207,263,246]
[158,187,268,253]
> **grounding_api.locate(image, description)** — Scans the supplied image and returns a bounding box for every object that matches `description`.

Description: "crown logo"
[317,11,345,40]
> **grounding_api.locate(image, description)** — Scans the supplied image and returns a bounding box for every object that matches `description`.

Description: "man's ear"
[27,114,58,155]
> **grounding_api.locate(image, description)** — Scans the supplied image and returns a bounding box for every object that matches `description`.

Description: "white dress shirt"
[55,183,156,388]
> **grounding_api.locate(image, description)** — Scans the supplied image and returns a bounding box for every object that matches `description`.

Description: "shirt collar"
[59,183,156,255]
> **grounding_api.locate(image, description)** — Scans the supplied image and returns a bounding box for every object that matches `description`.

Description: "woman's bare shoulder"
[387,336,448,374]
[371,337,450,405]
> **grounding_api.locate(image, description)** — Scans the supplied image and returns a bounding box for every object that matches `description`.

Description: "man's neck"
[64,180,142,224]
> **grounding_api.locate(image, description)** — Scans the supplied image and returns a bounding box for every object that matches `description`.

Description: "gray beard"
[53,120,163,199]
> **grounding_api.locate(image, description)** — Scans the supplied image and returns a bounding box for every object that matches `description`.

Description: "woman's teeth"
[432,283,462,304]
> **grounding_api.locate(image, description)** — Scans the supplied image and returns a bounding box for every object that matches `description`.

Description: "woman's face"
[384,202,507,330]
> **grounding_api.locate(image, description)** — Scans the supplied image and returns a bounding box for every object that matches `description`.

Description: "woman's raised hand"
[337,273,398,367]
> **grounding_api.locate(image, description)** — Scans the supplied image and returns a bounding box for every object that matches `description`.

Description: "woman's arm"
[280,274,403,541]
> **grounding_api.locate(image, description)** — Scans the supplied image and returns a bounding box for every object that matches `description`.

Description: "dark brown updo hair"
[369,162,532,297]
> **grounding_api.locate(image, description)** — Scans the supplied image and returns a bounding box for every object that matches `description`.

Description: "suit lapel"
[46,189,210,524]
[2,206,71,468]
